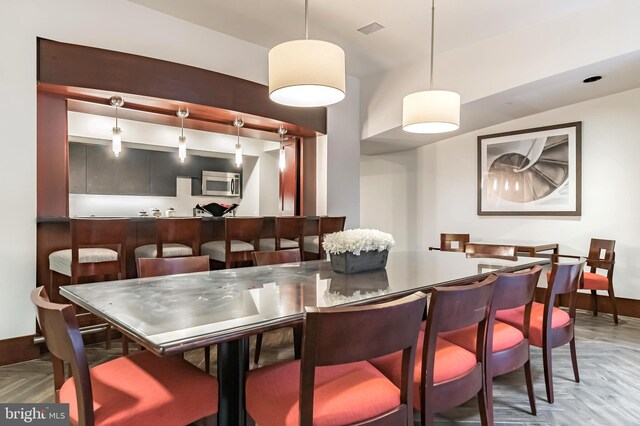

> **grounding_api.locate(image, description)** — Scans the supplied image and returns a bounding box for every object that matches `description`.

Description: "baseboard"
[0,335,40,366]
[534,288,640,318]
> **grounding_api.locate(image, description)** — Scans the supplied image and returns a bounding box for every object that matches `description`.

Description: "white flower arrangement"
[322,229,395,256]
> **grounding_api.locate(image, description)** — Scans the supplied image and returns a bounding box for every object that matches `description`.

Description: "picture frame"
[477,122,581,216]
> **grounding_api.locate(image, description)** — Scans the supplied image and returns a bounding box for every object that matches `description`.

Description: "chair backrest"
[587,238,615,272]
[155,218,202,257]
[300,292,427,424]
[318,216,346,257]
[421,275,496,390]
[465,243,517,261]
[137,255,210,278]
[252,249,301,266]
[440,233,470,252]
[276,216,306,256]
[545,260,585,320]
[30,287,94,425]
[70,218,129,263]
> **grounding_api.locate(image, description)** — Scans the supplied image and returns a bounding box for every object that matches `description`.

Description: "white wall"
[0,0,351,341]
[361,87,640,300]
[259,150,280,216]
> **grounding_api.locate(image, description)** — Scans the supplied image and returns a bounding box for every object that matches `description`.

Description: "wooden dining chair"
[134,217,202,259]
[550,239,617,324]
[31,286,218,426]
[497,261,584,403]
[251,249,302,365]
[370,275,497,426]
[465,243,518,261]
[303,216,346,260]
[441,266,542,423]
[132,255,212,371]
[428,233,470,252]
[259,216,306,259]
[201,217,264,269]
[246,292,427,426]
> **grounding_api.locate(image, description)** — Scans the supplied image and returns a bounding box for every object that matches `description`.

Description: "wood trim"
[0,335,40,366]
[535,288,640,319]
[300,136,317,216]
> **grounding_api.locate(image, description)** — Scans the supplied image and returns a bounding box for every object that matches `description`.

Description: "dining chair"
[48,218,129,349]
[428,233,470,252]
[31,287,218,426]
[134,217,202,259]
[302,216,346,260]
[259,216,306,259]
[201,217,264,269]
[370,275,497,426]
[497,260,584,403]
[245,292,427,426]
[441,266,542,423]
[550,238,617,324]
[251,249,302,365]
[465,243,518,261]
[132,255,212,371]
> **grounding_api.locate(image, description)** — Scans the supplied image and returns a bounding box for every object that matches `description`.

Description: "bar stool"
[259,216,305,259]
[303,216,346,260]
[201,217,264,269]
[48,218,129,348]
[134,218,201,260]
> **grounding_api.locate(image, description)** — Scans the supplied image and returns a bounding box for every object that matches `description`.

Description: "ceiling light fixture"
[278,125,288,172]
[109,96,124,157]
[402,0,460,134]
[268,0,346,107]
[176,108,189,163]
[233,118,244,167]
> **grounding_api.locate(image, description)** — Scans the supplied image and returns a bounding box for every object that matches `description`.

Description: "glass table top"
[60,250,549,355]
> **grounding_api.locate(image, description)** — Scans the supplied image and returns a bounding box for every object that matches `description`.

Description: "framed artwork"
[477,122,581,216]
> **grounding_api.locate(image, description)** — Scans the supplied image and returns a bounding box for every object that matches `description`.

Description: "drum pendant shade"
[402,90,460,133]
[269,39,346,107]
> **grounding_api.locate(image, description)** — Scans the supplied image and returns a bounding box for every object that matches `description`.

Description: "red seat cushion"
[496,303,571,347]
[440,321,524,354]
[546,270,609,291]
[246,360,400,426]
[59,351,218,426]
[370,332,477,410]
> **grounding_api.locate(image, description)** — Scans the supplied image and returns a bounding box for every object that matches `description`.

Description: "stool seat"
[49,248,118,277]
[259,237,299,251]
[301,235,320,253]
[201,240,255,262]
[134,243,193,259]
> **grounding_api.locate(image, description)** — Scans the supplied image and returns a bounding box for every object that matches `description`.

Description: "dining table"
[60,250,550,426]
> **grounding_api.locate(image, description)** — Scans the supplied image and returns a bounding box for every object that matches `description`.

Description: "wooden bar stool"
[201,217,264,269]
[48,218,129,349]
[134,218,201,260]
[302,216,346,260]
[259,216,305,259]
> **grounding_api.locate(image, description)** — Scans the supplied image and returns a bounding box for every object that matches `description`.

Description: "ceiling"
[129,0,604,78]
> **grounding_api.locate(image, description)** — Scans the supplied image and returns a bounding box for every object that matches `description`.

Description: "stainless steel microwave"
[202,171,241,197]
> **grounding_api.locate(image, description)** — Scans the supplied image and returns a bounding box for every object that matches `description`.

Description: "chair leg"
[542,343,554,403]
[253,333,263,364]
[105,324,112,350]
[591,290,598,316]
[122,335,129,356]
[524,360,537,415]
[484,363,494,425]
[204,346,211,373]
[293,324,303,360]
[478,385,489,426]
[608,287,619,325]
[569,337,580,383]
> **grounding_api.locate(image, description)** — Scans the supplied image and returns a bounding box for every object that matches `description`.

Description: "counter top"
[36,215,321,224]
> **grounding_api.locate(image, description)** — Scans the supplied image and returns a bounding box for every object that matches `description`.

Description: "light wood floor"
[2,311,639,425]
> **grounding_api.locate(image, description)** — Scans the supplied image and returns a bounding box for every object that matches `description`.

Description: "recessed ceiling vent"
[357,22,385,35]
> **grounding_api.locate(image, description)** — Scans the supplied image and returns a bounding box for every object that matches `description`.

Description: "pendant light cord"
[115,105,119,128]
[429,0,435,90]
[181,116,184,138]
[305,0,309,39]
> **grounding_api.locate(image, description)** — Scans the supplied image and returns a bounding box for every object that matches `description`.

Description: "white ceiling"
[129,0,604,78]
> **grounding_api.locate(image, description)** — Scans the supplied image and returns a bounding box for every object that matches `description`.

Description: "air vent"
[357,22,385,35]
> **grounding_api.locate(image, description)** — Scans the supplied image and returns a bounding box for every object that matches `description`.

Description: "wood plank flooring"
[2,311,638,425]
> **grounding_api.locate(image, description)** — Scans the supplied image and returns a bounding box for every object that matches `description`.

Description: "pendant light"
[176,108,189,163]
[268,0,346,107]
[278,125,288,172]
[110,96,124,157]
[402,0,460,134]
[233,118,244,167]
